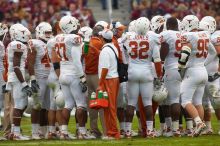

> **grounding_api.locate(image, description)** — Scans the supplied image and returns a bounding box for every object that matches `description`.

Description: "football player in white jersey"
[200,16,220,134]
[0,23,8,128]
[124,17,162,138]
[27,22,53,139]
[178,15,216,137]
[7,24,32,140]
[56,16,89,139]
[150,15,167,136]
[160,17,182,137]
[46,21,66,139]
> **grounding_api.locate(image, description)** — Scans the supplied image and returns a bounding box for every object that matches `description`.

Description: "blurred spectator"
[130,0,220,29]
[0,0,94,33]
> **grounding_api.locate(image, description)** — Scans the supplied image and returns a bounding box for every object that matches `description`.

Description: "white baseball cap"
[99,29,113,40]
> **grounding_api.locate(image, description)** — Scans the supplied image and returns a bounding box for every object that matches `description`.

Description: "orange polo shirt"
[85,36,104,75]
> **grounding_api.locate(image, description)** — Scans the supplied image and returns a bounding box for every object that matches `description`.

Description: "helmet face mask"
[36,22,53,41]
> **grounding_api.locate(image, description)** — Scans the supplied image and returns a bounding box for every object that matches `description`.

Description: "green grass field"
[1,114,220,146]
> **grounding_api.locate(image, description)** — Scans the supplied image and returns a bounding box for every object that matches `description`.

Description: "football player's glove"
[79,75,87,93]
[208,72,220,82]
[154,78,162,89]
[2,84,8,93]
[31,80,40,93]
[22,85,33,97]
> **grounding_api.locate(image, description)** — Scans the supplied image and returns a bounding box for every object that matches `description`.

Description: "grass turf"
[0,114,220,146]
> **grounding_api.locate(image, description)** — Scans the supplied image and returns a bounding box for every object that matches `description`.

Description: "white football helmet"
[135,17,150,35]
[128,20,136,32]
[59,15,80,34]
[181,15,199,32]
[9,23,24,40]
[0,23,8,36]
[78,26,93,42]
[35,22,53,41]
[95,21,108,29]
[199,16,216,34]
[153,85,168,103]
[55,90,65,109]
[150,15,166,32]
[12,25,31,43]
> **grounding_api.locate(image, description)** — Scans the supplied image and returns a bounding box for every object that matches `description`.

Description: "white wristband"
[21,82,28,87]
[30,75,36,81]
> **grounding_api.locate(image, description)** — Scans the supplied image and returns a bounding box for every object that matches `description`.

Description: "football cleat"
[163,128,173,137]
[185,129,194,137]
[193,123,206,137]
[102,136,115,140]
[146,130,156,138]
[131,130,138,137]
[47,132,59,140]
[172,130,181,137]
[60,133,74,140]
[201,127,213,135]
[32,133,42,140]
[12,134,30,140]
[125,130,132,139]
[120,129,125,138]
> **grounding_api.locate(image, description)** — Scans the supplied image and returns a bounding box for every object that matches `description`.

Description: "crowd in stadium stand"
[0,0,95,32]
[0,0,220,33]
[130,0,220,27]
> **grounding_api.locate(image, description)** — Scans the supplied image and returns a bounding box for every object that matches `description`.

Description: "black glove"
[178,68,187,79]
[208,72,220,82]
[2,84,8,93]
[79,75,87,93]
[22,85,33,97]
[31,80,40,93]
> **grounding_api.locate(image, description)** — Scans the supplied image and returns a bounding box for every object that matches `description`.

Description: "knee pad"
[211,97,220,110]
[77,106,87,111]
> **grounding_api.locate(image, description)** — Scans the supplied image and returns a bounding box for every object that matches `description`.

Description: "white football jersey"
[29,39,50,78]
[205,31,220,74]
[124,31,161,68]
[7,41,27,82]
[160,30,182,70]
[46,37,56,60]
[55,33,84,77]
[0,41,5,72]
[181,31,215,68]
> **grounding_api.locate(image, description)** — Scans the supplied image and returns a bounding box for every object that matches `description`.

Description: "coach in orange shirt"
[98,29,120,139]
[84,24,106,138]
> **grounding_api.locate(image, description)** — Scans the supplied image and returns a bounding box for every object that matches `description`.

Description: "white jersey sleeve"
[46,37,56,60]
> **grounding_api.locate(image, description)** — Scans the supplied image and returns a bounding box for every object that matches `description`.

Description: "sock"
[61,125,68,134]
[165,117,172,129]
[40,126,48,136]
[48,126,56,133]
[194,116,202,125]
[179,124,183,129]
[125,122,132,132]
[32,124,40,134]
[120,122,125,131]
[186,120,193,129]
[78,127,86,134]
[14,126,21,135]
[160,123,165,131]
[172,120,179,131]
[11,124,14,133]
[146,121,153,131]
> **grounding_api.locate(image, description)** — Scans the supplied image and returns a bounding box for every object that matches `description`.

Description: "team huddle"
[0,13,220,141]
